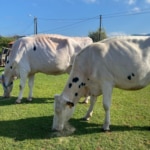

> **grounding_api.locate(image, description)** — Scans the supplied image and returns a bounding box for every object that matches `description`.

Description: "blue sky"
[0,0,150,37]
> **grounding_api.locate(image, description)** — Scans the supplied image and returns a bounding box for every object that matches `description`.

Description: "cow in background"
[0,34,92,103]
[52,36,150,131]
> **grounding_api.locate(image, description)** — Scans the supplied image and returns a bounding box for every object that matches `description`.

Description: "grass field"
[0,67,149,150]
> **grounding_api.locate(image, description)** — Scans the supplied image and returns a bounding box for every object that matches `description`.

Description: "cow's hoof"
[64,123,76,132]
[52,128,60,132]
[79,100,89,104]
[81,117,90,121]
[101,128,111,132]
[15,100,21,104]
[27,97,32,102]
[83,100,89,104]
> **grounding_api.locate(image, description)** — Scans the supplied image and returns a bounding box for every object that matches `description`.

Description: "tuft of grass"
[0,67,150,150]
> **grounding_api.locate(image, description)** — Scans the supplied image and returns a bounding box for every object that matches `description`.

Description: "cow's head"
[52,94,75,131]
[0,72,14,98]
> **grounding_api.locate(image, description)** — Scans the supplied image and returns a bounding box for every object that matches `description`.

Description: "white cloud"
[83,0,98,3]
[65,0,99,4]
[132,7,141,12]
[127,0,136,5]
[108,32,128,37]
[145,0,150,4]
[114,0,137,5]
[113,0,120,2]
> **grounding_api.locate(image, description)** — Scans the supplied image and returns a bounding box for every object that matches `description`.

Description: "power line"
[20,20,34,35]
[38,16,99,34]
[37,8,150,22]
[102,9,150,19]
[38,16,99,22]
[22,8,150,35]
[39,9,150,34]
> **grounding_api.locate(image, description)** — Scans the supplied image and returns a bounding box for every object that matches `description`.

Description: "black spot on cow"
[75,93,78,97]
[7,60,9,64]
[81,82,86,86]
[72,77,79,83]
[68,83,72,88]
[87,78,90,80]
[66,101,74,107]
[33,45,36,51]
[127,75,132,80]
[132,73,135,77]
[127,73,135,80]
[10,66,12,69]
[79,85,81,88]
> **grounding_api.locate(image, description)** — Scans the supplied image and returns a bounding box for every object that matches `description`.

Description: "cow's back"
[8,35,81,75]
[74,36,150,90]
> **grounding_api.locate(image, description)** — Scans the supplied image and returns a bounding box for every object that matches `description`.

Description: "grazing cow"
[0,34,92,103]
[52,36,150,131]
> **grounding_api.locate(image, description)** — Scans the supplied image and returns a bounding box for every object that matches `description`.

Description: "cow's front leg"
[83,95,97,120]
[27,74,35,102]
[102,82,113,131]
[16,71,28,104]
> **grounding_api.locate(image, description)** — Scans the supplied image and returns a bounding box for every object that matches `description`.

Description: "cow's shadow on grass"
[0,116,149,141]
[70,119,149,134]
[0,96,54,106]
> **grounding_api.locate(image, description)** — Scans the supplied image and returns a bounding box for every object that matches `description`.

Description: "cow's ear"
[66,101,74,108]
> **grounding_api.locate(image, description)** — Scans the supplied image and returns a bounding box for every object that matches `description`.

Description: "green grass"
[0,67,150,150]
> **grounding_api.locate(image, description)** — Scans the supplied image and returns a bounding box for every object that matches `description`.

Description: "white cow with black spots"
[0,34,92,103]
[52,36,150,131]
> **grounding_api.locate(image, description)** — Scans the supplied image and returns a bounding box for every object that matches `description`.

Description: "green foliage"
[88,28,107,42]
[0,68,149,150]
[0,36,16,53]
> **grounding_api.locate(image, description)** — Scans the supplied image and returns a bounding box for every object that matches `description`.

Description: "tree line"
[0,35,20,53]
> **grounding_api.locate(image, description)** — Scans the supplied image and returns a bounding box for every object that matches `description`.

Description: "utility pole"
[34,17,38,34]
[99,15,102,41]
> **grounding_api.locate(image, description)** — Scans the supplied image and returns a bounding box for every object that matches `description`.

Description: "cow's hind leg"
[83,95,97,120]
[16,70,28,104]
[27,74,35,102]
[102,82,113,131]
[81,88,90,104]
[81,96,90,104]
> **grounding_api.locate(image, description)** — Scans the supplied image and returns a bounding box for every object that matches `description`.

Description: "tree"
[0,36,17,53]
[88,28,107,42]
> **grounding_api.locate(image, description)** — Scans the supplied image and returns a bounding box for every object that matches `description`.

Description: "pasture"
[0,67,149,150]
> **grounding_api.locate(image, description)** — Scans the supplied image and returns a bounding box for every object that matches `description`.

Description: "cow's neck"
[62,71,86,105]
